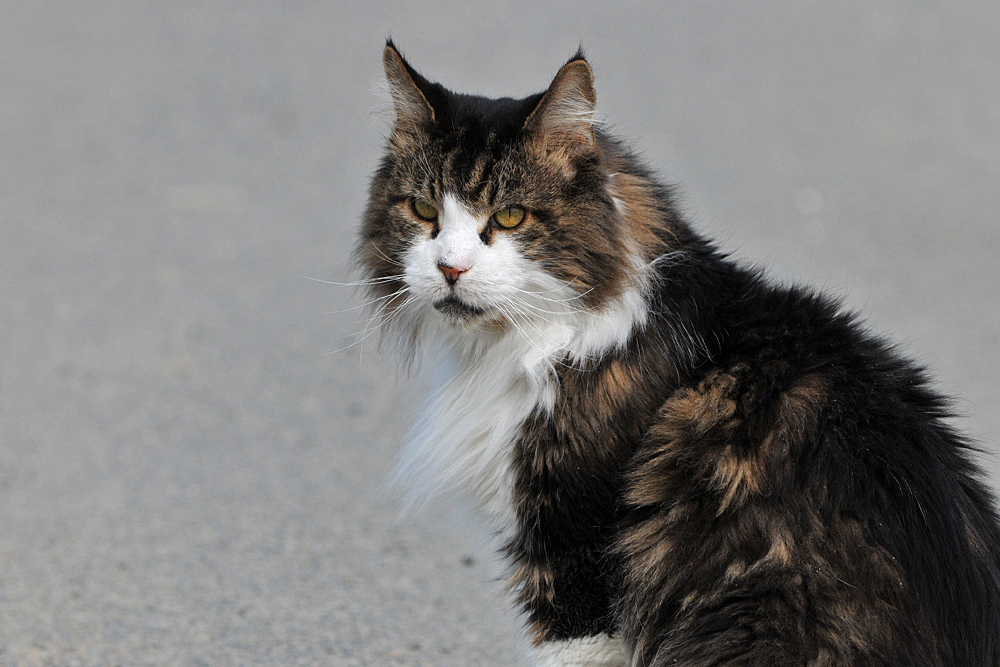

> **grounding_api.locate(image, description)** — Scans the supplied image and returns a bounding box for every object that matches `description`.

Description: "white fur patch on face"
[435,193,483,272]
[401,193,530,320]
[533,635,629,667]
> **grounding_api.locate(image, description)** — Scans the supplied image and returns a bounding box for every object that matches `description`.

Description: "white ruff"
[392,296,648,536]
[533,634,629,667]
[390,195,651,538]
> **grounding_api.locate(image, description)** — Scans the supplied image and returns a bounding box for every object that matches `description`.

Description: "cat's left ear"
[383,41,435,137]
[524,53,598,168]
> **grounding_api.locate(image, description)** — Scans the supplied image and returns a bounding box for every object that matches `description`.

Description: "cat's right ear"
[524,54,598,171]
[383,42,435,137]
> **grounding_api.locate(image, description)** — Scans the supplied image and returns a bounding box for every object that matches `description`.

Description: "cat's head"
[358,42,676,358]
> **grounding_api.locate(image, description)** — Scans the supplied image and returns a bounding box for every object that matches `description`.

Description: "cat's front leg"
[508,546,630,667]
[532,634,628,667]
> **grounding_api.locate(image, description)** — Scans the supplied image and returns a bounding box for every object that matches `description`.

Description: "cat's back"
[619,272,1000,666]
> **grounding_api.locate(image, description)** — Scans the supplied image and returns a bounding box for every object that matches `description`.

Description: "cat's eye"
[412,199,439,221]
[494,206,526,229]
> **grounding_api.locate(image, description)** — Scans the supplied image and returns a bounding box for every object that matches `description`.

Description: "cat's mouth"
[433,295,487,321]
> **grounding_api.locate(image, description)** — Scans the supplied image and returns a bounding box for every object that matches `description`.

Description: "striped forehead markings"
[465,154,499,206]
[433,137,511,207]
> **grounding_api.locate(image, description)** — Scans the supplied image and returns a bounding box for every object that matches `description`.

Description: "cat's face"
[358,44,644,346]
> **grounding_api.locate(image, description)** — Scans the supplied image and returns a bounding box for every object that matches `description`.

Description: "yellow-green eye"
[412,199,438,221]
[494,206,526,229]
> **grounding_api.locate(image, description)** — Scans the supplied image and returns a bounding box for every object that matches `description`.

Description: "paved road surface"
[1,3,997,665]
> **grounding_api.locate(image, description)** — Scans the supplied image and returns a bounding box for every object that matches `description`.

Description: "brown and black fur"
[360,42,1000,666]
[515,264,1000,664]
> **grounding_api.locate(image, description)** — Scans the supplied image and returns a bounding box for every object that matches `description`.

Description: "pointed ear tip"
[561,58,594,80]
[557,59,595,98]
[575,59,594,80]
[383,44,405,75]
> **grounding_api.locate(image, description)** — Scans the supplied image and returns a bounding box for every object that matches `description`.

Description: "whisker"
[325,284,411,315]
[302,274,406,288]
[359,293,419,361]
[326,288,414,357]
[499,299,571,348]
[365,240,408,269]
[508,280,597,306]
[491,301,537,348]
[505,295,570,325]
[493,302,593,372]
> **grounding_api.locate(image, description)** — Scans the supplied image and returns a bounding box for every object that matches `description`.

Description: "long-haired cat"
[357,41,1000,666]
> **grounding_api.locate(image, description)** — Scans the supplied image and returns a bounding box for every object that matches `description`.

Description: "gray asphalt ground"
[1,2,998,666]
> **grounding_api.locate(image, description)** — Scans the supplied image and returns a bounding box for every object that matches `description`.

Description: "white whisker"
[326,286,414,357]
[365,240,408,269]
[326,284,411,315]
[302,274,406,288]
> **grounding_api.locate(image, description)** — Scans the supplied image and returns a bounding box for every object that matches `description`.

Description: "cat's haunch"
[358,41,1000,667]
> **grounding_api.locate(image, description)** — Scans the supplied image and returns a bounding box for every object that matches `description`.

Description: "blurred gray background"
[1,2,997,665]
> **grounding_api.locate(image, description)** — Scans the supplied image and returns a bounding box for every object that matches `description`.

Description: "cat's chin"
[433,295,489,325]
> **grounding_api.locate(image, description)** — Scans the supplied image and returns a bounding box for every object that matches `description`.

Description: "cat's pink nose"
[438,262,467,286]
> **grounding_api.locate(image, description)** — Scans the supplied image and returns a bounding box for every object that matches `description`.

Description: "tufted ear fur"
[383,41,435,137]
[524,54,598,167]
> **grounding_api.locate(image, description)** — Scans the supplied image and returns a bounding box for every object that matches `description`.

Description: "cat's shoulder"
[629,271,958,507]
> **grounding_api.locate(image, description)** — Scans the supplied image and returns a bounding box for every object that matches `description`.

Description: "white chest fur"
[392,324,566,537]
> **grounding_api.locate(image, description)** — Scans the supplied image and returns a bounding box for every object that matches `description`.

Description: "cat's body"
[359,42,1000,666]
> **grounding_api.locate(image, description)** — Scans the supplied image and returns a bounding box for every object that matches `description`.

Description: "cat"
[357,40,1000,667]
